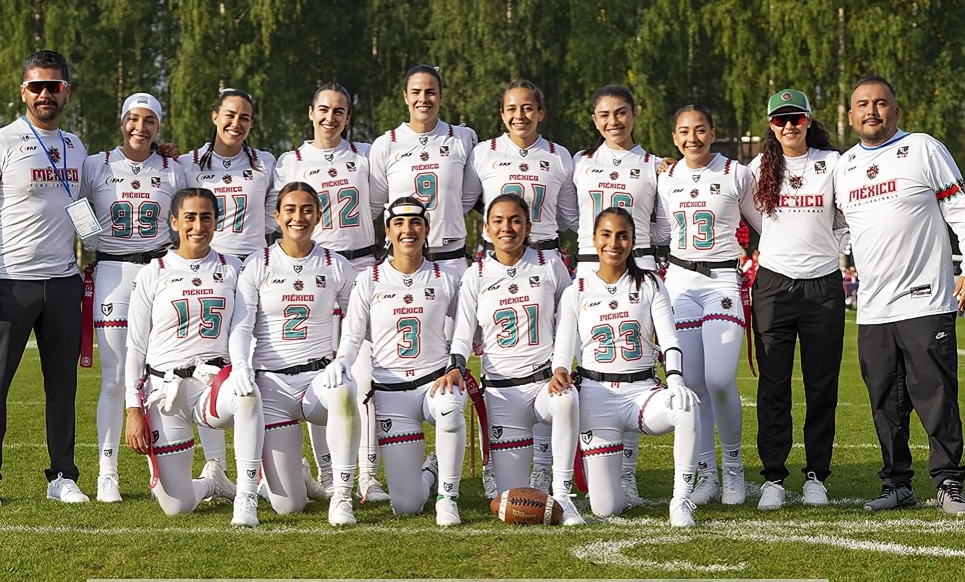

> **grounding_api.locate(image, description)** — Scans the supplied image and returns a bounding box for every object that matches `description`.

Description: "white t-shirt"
[834,130,965,324]
[0,118,87,279]
[272,140,376,252]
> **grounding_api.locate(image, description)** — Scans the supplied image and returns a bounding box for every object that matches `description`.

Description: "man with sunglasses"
[0,50,89,505]
[834,76,965,516]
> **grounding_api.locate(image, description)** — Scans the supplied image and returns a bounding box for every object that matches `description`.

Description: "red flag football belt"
[464,370,490,466]
[80,264,95,368]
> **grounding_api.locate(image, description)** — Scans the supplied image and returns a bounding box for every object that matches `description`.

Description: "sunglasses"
[769,112,809,127]
[21,80,69,94]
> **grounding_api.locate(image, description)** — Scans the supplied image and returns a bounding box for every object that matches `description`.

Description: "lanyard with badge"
[22,116,102,239]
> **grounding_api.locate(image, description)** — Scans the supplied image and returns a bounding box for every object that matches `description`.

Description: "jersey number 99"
[110,200,162,238]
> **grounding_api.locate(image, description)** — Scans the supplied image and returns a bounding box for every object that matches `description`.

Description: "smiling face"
[212,95,253,150]
[593,212,634,269]
[848,82,899,147]
[21,67,70,129]
[404,72,442,127]
[500,87,543,146]
[275,188,321,244]
[592,95,636,150]
[121,108,160,155]
[309,89,351,144]
[672,109,716,166]
[768,108,810,156]
[486,198,531,255]
[387,215,429,259]
[170,195,216,256]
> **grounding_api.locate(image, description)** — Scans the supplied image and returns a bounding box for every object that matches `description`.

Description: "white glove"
[665,374,699,412]
[144,371,182,413]
[192,359,222,385]
[230,362,256,397]
[320,359,352,389]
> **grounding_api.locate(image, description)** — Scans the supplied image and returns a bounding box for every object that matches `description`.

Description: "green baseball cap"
[767,89,812,116]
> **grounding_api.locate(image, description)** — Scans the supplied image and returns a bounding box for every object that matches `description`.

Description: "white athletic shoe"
[669,496,696,527]
[315,459,335,499]
[435,496,461,526]
[758,480,785,510]
[621,467,644,508]
[554,494,586,526]
[721,465,746,505]
[483,462,498,499]
[802,472,829,506]
[47,474,89,503]
[529,465,551,494]
[689,469,720,505]
[328,490,356,526]
[200,459,236,501]
[357,474,390,504]
[304,458,332,501]
[96,473,122,503]
[231,491,258,528]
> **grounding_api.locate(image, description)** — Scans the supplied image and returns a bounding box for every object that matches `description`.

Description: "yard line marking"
[570,538,744,572]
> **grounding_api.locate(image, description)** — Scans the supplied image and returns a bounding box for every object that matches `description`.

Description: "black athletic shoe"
[863,483,916,511]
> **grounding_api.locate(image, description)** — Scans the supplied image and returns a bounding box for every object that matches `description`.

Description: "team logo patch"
[322,454,332,463]
[721,297,733,310]
[243,169,253,180]
[630,168,640,179]
[519,163,529,172]
[213,272,223,283]
[192,277,202,286]
[789,175,804,190]
[540,160,550,171]
[683,473,694,484]
[402,276,413,287]
[610,171,619,180]
[581,431,593,444]
[781,91,793,102]
[101,303,113,316]
[443,482,453,492]
[340,472,352,482]
[710,183,720,195]
[316,275,326,288]
[623,448,633,458]
[425,288,435,300]
[190,264,200,272]
[612,158,621,167]
[222,174,233,184]
[867,165,879,179]
[294,280,304,291]
[419,136,428,146]
[131,180,141,190]
[509,283,518,294]
[328,167,338,178]
[346,161,357,172]
[897,146,909,158]
[690,188,699,198]
[152,430,159,443]
[380,419,392,433]
[49,147,61,164]
[606,285,617,295]
[222,159,231,169]
[65,137,74,148]
[293,264,303,274]
[440,146,450,157]
[403,294,413,304]
[491,426,503,439]
[519,148,528,157]
[325,153,334,163]
[151,177,161,188]
[19,134,29,142]
[609,300,619,310]
[814,160,827,174]
[367,454,377,463]
[507,267,516,277]
[103,448,113,458]
[246,469,257,479]
[726,449,739,458]
[629,292,640,304]
[131,164,141,175]
[692,173,701,183]
[405,370,415,377]
[420,151,430,162]
[529,276,540,288]
[538,443,549,452]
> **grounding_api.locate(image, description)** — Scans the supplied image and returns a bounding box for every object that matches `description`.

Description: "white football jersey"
[746,148,843,279]
[369,121,478,251]
[125,249,242,407]
[80,148,186,254]
[463,134,578,242]
[0,119,87,279]
[451,247,571,379]
[656,154,760,262]
[573,144,665,254]
[337,258,459,385]
[272,140,376,252]
[230,242,354,371]
[552,272,679,374]
[834,131,965,324]
[178,144,276,257]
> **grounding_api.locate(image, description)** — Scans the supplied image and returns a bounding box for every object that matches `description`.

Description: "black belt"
[427,247,467,262]
[669,255,737,277]
[96,249,167,265]
[255,357,331,376]
[371,366,447,392]
[482,239,559,252]
[335,245,377,260]
[576,247,656,263]
[482,365,553,388]
[576,366,653,384]
[147,357,229,379]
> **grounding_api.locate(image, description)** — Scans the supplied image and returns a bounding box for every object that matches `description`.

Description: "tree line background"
[1,0,963,166]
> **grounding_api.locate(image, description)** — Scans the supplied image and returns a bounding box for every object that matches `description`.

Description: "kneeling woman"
[550,207,700,526]
[324,198,466,525]
[124,188,264,527]
[229,182,361,525]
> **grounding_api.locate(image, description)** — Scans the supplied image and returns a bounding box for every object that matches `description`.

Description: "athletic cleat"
[937,479,965,517]
[314,458,335,499]
[864,483,916,511]
[669,496,696,527]
[721,465,746,505]
[96,473,122,503]
[529,465,551,494]
[231,491,259,527]
[554,494,586,526]
[328,490,356,525]
[689,469,720,505]
[200,459,236,501]
[621,467,644,508]
[421,453,439,492]
[47,474,89,503]
[802,472,828,506]
[357,474,390,504]
[758,480,785,510]
[435,496,461,526]
[483,462,498,499]
[304,458,332,501]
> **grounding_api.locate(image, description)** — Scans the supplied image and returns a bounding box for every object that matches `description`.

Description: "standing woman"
[81,93,186,503]
[572,84,669,506]
[440,194,582,525]
[369,65,478,277]
[324,198,466,525]
[123,188,265,527]
[656,105,761,505]
[273,82,387,504]
[748,89,844,509]
[550,207,700,526]
[178,88,276,469]
[229,182,361,524]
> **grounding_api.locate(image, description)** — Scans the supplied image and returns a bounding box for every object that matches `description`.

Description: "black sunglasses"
[21,80,69,94]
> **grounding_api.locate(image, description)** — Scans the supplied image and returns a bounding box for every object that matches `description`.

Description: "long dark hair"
[585,85,637,157]
[276,181,321,212]
[486,192,532,249]
[169,188,219,249]
[593,206,658,291]
[755,118,836,216]
[198,88,262,171]
[312,82,353,140]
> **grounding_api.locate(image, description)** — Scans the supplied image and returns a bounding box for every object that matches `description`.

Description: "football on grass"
[490,487,563,525]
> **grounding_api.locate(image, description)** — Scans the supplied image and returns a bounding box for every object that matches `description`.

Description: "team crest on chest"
[612,158,621,166]
[814,161,826,174]
[721,297,733,310]
[692,173,701,182]
[690,188,699,198]
[293,264,303,274]
[151,177,161,188]
[419,136,428,146]
[540,161,550,171]
[425,288,435,300]
[402,276,413,287]
[897,146,909,158]
[629,292,640,304]
[519,148,528,157]
[509,283,519,294]
[403,294,413,304]
[243,170,253,180]
[788,175,804,190]
[49,147,61,164]
[222,175,233,184]
[101,303,113,316]
[519,163,529,172]
[192,277,202,287]
[131,180,141,190]
[222,159,231,169]
[325,153,334,163]
[131,164,141,175]
[630,168,641,179]
[328,167,338,178]
[316,275,326,288]
[190,264,200,272]
[609,300,619,310]
[420,151,430,162]
[507,267,516,277]
[213,272,224,283]
[293,280,304,291]
[529,276,540,288]
[606,285,617,295]
[710,183,720,195]
[347,161,357,172]
[867,165,879,180]
[440,146,449,157]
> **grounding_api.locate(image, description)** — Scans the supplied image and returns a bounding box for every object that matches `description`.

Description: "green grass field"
[2,311,965,581]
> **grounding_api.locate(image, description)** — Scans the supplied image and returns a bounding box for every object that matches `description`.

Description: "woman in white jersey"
[123,188,265,527]
[323,197,465,525]
[748,89,844,510]
[273,82,388,504]
[230,182,361,525]
[656,105,761,506]
[80,93,186,503]
[369,65,478,277]
[550,207,700,526]
[438,194,582,524]
[573,84,669,507]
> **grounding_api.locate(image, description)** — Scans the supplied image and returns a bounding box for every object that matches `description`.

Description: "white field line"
[571,538,745,572]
